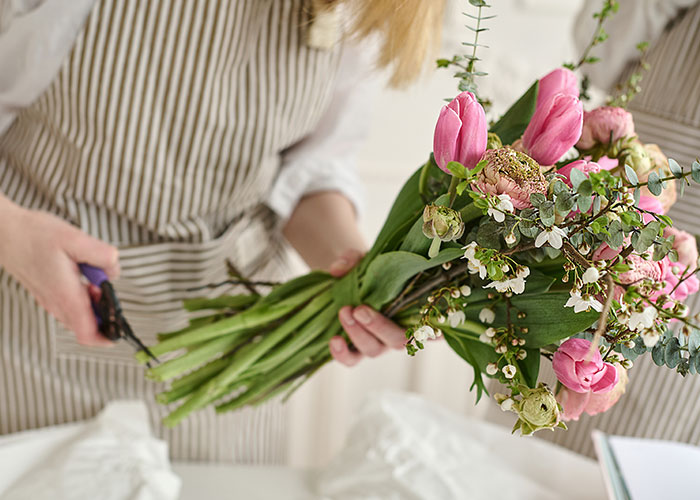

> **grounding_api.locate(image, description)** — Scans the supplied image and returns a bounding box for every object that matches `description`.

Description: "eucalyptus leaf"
[647,171,662,196]
[668,158,683,178]
[624,164,639,185]
[569,168,587,189]
[664,337,681,368]
[651,341,665,366]
[691,160,700,183]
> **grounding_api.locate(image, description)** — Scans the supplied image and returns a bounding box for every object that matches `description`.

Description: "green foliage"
[490,81,539,145]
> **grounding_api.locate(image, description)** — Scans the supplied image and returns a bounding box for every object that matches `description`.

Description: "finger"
[55,265,113,346]
[328,248,365,278]
[63,226,120,279]
[329,335,362,367]
[352,305,407,350]
[338,306,386,358]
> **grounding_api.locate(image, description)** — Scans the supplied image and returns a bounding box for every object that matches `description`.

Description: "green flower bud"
[422,205,465,258]
[511,384,566,436]
[486,132,503,150]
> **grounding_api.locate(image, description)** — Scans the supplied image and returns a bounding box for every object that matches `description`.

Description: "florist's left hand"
[328,249,407,366]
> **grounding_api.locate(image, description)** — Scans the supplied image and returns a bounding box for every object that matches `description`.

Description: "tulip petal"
[553,351,587,393]
[590,362,619,394]
[523,94,583,165]
[537,68,579,110]
[558,387,591,421]
[455,94,488,169]
[433,105,462,173]
[559,338,599,363]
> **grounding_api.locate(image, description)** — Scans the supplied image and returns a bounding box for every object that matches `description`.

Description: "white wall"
[287,0,585,467]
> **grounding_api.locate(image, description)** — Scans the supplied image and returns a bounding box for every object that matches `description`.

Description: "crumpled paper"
[316,391,604,500]
[0,401,180,500]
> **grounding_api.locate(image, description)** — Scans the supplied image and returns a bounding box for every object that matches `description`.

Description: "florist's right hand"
[0,204,120,346]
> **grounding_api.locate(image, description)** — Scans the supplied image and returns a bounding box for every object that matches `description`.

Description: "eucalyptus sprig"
[608,42,650,108]
[437,0,494,109]
[564,0,620,72]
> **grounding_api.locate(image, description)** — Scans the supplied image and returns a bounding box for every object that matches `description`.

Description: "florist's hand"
[0,205,120,346]
[328,249,406,366]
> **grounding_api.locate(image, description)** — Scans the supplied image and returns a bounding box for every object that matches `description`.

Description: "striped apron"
[533,4,700,457]
[0,0,342,462]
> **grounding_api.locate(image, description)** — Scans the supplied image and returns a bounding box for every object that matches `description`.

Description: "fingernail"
[354,307,373,325]
[340,308,355,325]
[330,338,344,353]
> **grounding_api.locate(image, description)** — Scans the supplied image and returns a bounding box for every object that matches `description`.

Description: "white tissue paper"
[0,401,180,500]
[316,391,604,500]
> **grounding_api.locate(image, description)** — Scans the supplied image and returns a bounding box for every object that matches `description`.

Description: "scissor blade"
[119,318,160,365]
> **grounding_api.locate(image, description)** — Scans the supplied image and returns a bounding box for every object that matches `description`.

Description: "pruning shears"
[79,263,159,367]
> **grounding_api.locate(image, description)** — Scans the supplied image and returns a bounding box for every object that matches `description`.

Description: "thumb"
[64,227,120,279]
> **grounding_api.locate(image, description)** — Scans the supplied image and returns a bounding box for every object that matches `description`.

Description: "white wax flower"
[564,291,603,313]
[414,325,436,342]
[479,308,495,324]
[582,267,600,284]
[487,194,514,223]
[628,306,657,332]
[534,226,567,249]
[448,309,466,328]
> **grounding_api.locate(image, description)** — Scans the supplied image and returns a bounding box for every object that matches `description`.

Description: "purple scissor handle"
[79,263,159,365]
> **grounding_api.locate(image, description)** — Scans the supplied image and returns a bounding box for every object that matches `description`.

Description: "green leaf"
[691,161,700,183]
[665,337,682,368]
[490,81,539,145]
[446,161,469,179]
[444,334,495,403]
[465,293,599,348]
[569,168,587,189]
[332,265,361,308]
[647,171,662,196]
[555,192,576,215]
[578,194,593,213]
[360,248,463,309]
[651,341,666,366]
[668,158,683,178]
[577,179,593,197]
[624,164,639,185]
[517,349,541,389]
[539,201,555,227]
[529,192,546,207]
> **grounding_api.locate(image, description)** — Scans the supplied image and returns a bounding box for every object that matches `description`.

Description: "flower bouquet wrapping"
[139,1,700,433]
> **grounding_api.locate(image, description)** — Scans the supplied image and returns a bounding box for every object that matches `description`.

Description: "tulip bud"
[522,93,583,166]
[577,106,635,150]
[486,132,503,150]
[537,68,579,110]
[433,91,488,173]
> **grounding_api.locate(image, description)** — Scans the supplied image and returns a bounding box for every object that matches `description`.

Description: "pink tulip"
[433,91,488,174]
[552,338,618,394]
[556,159,601,187]
[577,106,635,150]
[665,227,699,272]
[537,68,579,110]
[558,364,628,421]
[522,93,583,166]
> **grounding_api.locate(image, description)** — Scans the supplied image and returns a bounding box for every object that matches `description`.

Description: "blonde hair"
[316,0,447,87]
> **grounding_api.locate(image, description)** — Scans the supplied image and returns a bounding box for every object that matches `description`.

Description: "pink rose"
[576,106,635,150]
[556,159,601,187]
[557,363,628,421]
[522,93,583,165]
[433,91,488,173]
[618,254,667,286]
[665,227,699,272]
[592,242,622,261]
[537,68,579,111]
[552,338,618,394]
[595,155,618,171]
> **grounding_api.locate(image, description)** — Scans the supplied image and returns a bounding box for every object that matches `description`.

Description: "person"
[535,0,700,458]
[0,0,445,462]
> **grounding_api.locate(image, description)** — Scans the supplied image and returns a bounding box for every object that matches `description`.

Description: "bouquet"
[138,1,700,434]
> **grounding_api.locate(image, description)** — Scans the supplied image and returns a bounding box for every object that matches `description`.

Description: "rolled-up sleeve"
[266,42,379,221]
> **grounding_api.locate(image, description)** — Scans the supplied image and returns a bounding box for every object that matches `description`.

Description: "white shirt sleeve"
[266,42,379,221]
[574,0,699,91]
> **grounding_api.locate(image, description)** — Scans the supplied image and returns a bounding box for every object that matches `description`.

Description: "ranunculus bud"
[422,205,465,258]
[576,106,635,150]
[474,148,548,209]
[522,93,583,165]
[556,159,601,187]
[537,68,579,110]
[552,338,618,393]
[433,91,488,173]
[486,132,502,150]
[513,384,566,436]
